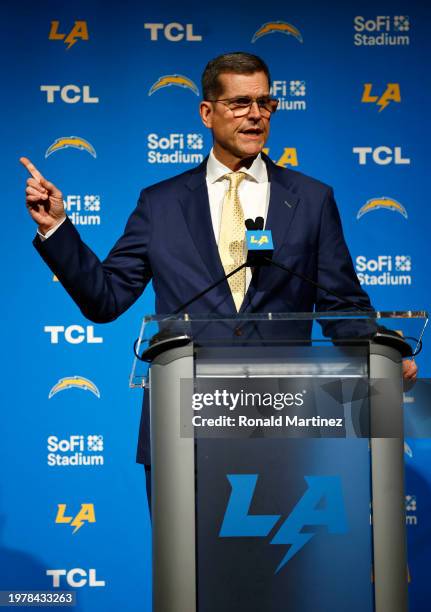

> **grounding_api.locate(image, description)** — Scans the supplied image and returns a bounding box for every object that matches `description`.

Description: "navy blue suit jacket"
[34,154,371,464]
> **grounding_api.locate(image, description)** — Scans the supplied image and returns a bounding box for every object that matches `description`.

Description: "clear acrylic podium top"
[130,310,428,388]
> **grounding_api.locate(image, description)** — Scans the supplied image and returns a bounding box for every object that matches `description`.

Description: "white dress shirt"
[206,149,270,290]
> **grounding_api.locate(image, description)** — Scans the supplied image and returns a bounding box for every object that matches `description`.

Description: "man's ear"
[199,101,213,128]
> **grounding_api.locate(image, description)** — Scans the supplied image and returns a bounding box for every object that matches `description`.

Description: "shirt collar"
[206,148,268,184]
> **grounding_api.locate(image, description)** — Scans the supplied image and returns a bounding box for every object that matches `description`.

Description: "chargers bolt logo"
[48,376,101,399]
[220,474,347,573]
[56,503,96,534]
[252,21,303,43]
[357,197,407,219]
[362,83,401,111]
[45,136,96,158]
[49,21,89,49]
[148,75,199,96]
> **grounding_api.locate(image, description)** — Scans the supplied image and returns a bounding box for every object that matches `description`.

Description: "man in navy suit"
[21,52,417,478]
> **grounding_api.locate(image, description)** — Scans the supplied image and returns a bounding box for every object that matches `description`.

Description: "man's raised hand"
[20,157,66,235]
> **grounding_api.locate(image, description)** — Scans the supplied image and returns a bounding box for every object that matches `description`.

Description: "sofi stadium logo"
[354,16,410,46]
[220,474,347,573]
[270,80,307,111]
[405,494,417,526]
[147,133,205,164]
[64,194,101,226]
[355,255,412,286]
[47,435,104,467]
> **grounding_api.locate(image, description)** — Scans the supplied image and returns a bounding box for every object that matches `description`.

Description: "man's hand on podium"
[20,157,66,235]
[402,359,417,382]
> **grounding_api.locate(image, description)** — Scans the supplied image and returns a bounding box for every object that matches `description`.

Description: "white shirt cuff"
[37,216,67,241]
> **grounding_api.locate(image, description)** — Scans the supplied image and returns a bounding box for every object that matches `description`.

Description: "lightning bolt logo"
[252,21,303,43]
[48,21,89,50]
[220,474,348,573]
[377,97,390,112]
[56,503,96,534]
[270,476,347,572]
[357,197,408,219]
[45,136,97,158]
[70,515,85,534]
[48,376,101,399]
[361,83,401,112]
[251,235,269,246]
[148,74,199,96]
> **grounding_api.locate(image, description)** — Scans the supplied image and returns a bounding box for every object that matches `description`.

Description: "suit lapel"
[265,160,300,254]
[240,156,301,312]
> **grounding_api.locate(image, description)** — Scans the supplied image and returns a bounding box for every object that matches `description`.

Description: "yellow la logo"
[55,503,96,533]
[251,235,268,246]
[263,147,298,167]
[361,84,401,112]
[49,21,89,50]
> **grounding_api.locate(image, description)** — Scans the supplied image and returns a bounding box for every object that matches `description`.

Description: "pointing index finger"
[19,156,45,182]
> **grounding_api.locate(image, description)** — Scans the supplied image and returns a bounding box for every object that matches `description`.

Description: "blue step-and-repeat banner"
[2,0,430,610]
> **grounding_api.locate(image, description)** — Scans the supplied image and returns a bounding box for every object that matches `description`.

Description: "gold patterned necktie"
[218,171,247,311]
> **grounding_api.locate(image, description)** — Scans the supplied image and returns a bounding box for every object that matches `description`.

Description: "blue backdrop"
[2,0,430,610]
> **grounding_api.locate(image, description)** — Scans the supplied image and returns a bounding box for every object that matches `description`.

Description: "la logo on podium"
[220,474,347,572]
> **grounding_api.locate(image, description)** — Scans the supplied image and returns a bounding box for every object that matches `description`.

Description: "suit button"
[234,327,243,337]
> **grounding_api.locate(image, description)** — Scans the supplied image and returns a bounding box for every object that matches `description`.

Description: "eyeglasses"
[207,95,279,117]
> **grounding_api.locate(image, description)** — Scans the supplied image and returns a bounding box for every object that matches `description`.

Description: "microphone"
[245,218,273,266]
[245,217,264,231]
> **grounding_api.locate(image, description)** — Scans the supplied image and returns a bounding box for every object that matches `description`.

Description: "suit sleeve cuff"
[37,216,67,241]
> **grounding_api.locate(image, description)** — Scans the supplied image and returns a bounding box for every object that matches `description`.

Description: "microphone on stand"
[245,218,273,266]
[245,217,264,231]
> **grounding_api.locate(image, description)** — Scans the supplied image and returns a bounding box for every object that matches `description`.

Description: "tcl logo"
[144,23,202,41]
[40,85,99,104]
[44,325,103,344]
[353,146,410,165]
[46,569,105,588]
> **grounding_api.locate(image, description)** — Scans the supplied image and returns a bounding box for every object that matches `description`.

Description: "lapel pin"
[284,200,293,208]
